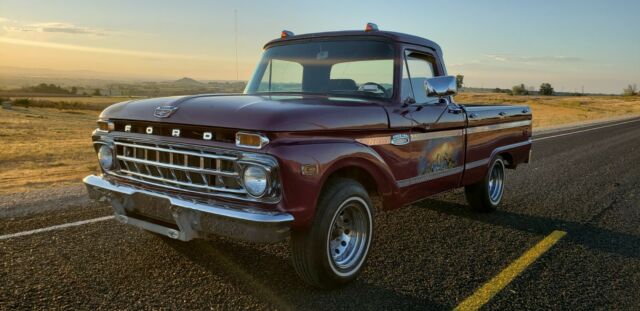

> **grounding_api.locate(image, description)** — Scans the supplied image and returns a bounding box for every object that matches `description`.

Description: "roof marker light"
[281,30,294,39]
[365,22,379,32]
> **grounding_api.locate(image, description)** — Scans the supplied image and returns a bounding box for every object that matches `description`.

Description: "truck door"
[400,51,466,201]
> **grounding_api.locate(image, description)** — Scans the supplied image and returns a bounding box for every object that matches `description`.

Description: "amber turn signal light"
[236,132,269,149]
[97,120,114,132]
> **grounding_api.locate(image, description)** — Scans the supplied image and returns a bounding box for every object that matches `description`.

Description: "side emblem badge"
[391,134,410,146]
[154,106,178,118]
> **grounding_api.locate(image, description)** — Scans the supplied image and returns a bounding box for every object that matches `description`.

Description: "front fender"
[267,140,398,229]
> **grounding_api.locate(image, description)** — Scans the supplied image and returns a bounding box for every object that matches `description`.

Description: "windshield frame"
[244,37,401,103]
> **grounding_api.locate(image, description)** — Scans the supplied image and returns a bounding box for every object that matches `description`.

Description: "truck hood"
[100,94,389,132]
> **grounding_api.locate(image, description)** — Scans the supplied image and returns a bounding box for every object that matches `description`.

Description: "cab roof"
[264,30,443,56]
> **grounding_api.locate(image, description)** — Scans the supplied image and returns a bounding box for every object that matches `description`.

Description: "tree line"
[456,75,638,96]
[456,75,557,96]
[15,83,102,96]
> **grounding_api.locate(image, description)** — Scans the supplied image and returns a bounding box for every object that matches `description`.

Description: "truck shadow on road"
[417,198,640,260]
[163,236,446,310]
[158,196,638,309]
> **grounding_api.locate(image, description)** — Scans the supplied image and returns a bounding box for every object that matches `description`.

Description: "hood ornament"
[154,106,179,118]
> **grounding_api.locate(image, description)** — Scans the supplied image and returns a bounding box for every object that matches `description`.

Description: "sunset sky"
[1,0,638,93]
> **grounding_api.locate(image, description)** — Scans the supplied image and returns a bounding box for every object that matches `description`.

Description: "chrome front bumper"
[83,175,293,242]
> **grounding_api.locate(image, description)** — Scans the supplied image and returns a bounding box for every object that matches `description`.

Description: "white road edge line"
[0,215,114,241]
[533,118,640,142]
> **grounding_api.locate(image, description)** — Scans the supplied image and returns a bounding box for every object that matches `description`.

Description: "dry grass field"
[0,107,99,194]
[0,93,638,194]
[455,93,640,128]
[6,96,125,111]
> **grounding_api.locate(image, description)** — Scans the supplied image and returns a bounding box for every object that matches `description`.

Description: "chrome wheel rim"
[327,197,371,276]
[488,160,505,205]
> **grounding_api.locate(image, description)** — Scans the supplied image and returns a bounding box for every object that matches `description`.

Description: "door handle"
[498,111,507,116]
[469,113,478,119]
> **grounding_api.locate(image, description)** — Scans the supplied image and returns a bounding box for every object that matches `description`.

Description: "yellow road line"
[454,230,567,311]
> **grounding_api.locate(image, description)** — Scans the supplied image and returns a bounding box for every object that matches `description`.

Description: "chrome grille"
[112,139,246,196]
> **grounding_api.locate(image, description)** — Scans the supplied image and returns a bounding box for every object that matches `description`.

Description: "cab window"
[401,52,436,104]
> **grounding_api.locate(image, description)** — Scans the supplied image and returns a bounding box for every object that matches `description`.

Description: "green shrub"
[512,84,529,95]
[623,84,637,96]
[539,83,554,96]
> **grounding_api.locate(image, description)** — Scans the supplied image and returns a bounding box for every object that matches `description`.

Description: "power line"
[234,9,239,81]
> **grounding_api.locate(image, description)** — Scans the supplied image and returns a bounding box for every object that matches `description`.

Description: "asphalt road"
[2,117,640,310]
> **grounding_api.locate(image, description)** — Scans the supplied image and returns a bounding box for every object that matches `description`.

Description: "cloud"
[0,37,210,60]
[485,54,583,64]
[2,19,108,36]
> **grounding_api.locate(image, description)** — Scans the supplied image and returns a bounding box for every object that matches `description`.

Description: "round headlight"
[97,145,114,170]
[242,166,268,197]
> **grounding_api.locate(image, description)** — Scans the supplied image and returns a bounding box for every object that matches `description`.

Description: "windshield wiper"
[326,90,387,99]
[252,91,327,96]
[251,90,389,100]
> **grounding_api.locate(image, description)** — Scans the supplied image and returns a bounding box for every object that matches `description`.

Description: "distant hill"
[0,67,247,96]
[173,77,203,85]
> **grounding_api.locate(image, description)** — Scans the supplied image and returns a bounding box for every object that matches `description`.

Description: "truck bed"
[460,103,532,186]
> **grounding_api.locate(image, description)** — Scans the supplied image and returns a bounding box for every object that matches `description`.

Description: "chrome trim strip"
[466,120,532,134]
[117,169,247,194]
[117,155,238,177]
[396,139,532,187]
[101,137,280,203]
[356,136,391,146]
[235,132,270,149]
[114,141,238,161]
[495,139,532,153]
[397,166,463,188]
[463,140,533,170]
[357,129,464,146]
[84,175,293,223]
[492,139,533,156]
[107,172,278,203]
[112,139,249,197]
[464,158,490,170]
[411,129,464,141]
[352,121,532,147]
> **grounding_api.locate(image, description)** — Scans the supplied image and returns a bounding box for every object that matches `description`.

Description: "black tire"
[290,178,374,289]
[465,156,506,212]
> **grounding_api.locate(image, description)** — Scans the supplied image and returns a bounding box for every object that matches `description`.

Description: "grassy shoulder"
[0,93,638,194]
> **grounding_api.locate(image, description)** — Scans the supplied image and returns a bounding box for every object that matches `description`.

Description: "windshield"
[244,40,395,99]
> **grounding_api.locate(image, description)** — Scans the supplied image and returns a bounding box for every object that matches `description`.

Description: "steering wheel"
[358,82,387,95]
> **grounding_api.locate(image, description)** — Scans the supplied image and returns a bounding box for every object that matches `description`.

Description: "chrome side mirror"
[425,76,457,97]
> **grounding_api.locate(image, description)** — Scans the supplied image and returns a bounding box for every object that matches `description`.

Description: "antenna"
[234,9,239,81]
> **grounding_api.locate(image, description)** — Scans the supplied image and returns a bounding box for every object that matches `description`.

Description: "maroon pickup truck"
[84,24,532,288]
